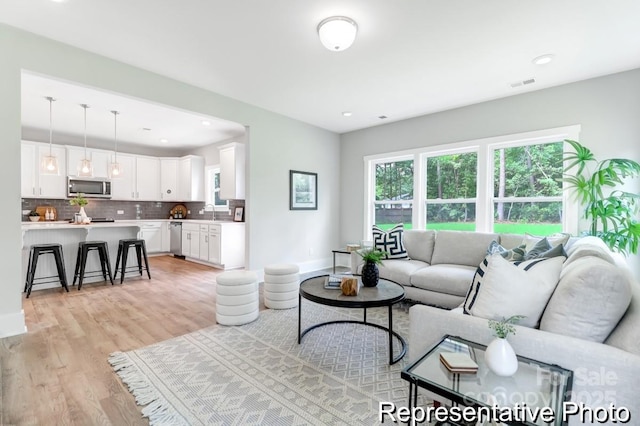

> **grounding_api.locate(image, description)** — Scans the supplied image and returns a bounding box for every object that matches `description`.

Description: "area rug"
[109,300,415,425]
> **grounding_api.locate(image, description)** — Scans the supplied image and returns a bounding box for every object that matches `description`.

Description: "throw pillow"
[372,224,408,259]
[463,254,565,328]
[524,241,567,260]
[523,232,571,252]
[487,240,526,262]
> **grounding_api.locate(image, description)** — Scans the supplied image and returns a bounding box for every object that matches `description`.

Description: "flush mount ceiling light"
[201,120,211,126]
[160,138,169,143]
[109,110,123,178]
[41,96,59,175]
[317,16,358,52]
[532,54,555,65]
[342,111,352,117]
[77,104,93,177]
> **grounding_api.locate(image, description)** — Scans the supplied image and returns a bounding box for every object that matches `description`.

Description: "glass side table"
[401,335,573,426]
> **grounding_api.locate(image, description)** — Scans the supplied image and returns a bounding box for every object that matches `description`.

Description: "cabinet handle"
[132,191,135,198]
[39,188,42,195]
[136,192,139,198]
[205,236,208,243]
[32,187,35,195]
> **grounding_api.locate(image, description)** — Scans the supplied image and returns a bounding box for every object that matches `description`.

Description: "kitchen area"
[20,73,247,292]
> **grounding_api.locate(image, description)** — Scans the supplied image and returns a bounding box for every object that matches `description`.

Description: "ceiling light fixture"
[342,111,352,117]
[160,138,169,143]
[317,16,358,52]
[109,111,123,178]
[201,120,211,126]
[41,96,59,175]
[532,54,554,65]
[77,104,93,177]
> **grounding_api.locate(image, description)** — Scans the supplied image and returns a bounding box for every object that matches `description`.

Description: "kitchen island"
[21,221,145,291]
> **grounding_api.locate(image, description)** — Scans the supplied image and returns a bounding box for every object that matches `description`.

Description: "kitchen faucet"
[203,204,215,220]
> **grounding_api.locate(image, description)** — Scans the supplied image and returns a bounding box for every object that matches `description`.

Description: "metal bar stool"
[24,243,70,298]
[72,241,114,290]
[114,239,151,283]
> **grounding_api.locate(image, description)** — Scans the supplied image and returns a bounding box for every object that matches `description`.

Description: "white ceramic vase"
[79,206,88,221]
[484,337,518,376]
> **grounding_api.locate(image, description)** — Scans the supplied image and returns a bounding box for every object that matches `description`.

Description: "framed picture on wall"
[233,207,244,222]
[289,170,317,210]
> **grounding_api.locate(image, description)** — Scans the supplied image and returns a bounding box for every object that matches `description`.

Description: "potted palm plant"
[357,248,386,287]
[563,140,640,255]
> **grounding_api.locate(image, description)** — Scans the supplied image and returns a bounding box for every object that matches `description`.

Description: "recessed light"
[160,138,169,143]
[201,120,211,126]
[342,111,352,117]
[50,0,68,3]
[142,128,152,131]
[532,54,554,65]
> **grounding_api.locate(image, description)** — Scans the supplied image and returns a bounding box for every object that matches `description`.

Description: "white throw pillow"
[372,224,408,259]
[464,254,564,328]
[523,232,570,252]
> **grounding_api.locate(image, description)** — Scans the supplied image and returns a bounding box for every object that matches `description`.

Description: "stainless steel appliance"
[169,221,184,258]
[68,177,112,198]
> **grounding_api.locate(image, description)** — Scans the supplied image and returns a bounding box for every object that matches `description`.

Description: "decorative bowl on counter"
[29,216,40,222]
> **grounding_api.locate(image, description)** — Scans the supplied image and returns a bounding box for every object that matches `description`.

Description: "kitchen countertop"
[21,218,239,230]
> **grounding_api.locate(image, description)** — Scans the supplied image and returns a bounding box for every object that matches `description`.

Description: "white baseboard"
[0,309,27,338]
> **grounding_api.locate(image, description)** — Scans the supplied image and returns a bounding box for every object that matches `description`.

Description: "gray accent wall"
[340,68,640,278]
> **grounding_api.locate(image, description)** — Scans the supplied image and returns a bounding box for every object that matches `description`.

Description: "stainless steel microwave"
[68,177,112,198]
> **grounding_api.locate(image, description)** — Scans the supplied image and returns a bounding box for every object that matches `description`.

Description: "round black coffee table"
[298,275,407,365]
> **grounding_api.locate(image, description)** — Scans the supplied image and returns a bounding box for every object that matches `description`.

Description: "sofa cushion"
[606,279,640,356]
[403,229,436,263]
[430,230,499,267]
[563,237,616,268]
[464,254,564,328]
[540,256,632,343]
[410,264,476,297]
[498,233,526,250]
[372,224,408,259]
[357,259,428,286]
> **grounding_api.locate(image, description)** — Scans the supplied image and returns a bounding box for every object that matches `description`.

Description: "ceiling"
[3,1,640,138]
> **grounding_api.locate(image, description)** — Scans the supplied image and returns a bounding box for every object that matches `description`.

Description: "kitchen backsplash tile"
[22,198,245,222]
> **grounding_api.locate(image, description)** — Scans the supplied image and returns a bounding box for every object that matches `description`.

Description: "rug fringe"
[109,351,187,426]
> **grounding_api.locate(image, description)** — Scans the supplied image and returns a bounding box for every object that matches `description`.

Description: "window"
[373,158,413,230]
[491,141,564,235]
[205,166,229,211]
[364,125,580,238]
[425,151,477,231]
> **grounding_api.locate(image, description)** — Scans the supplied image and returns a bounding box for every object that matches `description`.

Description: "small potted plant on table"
[357,248,386,287]
[485,315,525,376]
[69,193,89,223]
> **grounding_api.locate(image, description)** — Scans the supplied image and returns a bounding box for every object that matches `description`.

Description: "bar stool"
[24,243,69,298]
[72,241,114,290]
[114,239,151,283]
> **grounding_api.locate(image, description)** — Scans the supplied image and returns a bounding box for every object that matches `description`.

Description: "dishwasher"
[169,221,185,258]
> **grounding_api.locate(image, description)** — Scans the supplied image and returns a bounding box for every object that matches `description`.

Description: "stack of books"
[439,352,478,374]
[324,274,351,290]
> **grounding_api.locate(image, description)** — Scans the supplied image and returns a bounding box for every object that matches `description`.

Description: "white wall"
[340,69,640,278]
[0,24,340,337]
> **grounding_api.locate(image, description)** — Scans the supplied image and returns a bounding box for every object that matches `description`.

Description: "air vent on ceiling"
[510,78,536,88]
[378,115,388,120]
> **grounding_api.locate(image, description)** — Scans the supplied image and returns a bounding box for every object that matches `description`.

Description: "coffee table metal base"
[298,300,407,365]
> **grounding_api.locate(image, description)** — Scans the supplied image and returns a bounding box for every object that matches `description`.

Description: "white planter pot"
[484,337,518,376]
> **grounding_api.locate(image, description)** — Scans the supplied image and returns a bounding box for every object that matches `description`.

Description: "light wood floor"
[0,255,262,426]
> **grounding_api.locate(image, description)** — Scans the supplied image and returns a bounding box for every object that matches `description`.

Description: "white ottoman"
[216,270,259,325]
[264,264,300,309]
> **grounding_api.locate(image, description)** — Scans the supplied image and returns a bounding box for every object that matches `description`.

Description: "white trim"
[0,309,26,338]
[204,165,229,212]
[363,125,582,239]
[425,198,477,204]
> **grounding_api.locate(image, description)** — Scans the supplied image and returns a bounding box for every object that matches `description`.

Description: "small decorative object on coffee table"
[69,193,89,223]
[485,315,524,377]
[357,248,386,287]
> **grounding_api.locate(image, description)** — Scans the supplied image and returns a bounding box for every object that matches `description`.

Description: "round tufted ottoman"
[264,263,300,309]
[216,270,259,325]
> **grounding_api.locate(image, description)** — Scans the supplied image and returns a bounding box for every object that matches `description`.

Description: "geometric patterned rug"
[109,299,421,425]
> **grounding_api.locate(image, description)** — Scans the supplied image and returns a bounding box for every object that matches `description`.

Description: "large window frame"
[368,154,415,229]
[204,165,229,212]
[363,125,581,238]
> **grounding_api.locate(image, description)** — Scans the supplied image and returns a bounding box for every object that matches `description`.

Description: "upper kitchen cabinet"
[110,154,160,201]
[66,146,110,178]
[178,155,205,201]
[218,142,245,200]
[21,141,67,199]
[160,158,178,201]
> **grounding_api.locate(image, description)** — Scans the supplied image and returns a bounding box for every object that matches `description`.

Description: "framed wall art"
[289,170,317,210]
[233,206,244,222]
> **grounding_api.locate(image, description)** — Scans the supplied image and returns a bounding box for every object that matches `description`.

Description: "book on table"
[324,274,354,290]
[439,351,479,374]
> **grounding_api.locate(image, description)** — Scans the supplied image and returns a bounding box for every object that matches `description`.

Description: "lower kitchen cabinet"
[181,223,200,258]
[176,221,244,269]
[139,221,165,253]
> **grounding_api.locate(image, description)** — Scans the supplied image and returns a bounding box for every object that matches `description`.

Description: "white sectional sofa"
[353,229,639,423]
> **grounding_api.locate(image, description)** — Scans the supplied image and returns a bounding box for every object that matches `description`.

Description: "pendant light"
[40,96,59,175]
[77,104,93,177]
[109,110,123,178]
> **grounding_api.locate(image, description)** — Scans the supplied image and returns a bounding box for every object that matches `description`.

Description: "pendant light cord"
[81,104,89,158]
[47,96,55,156]
[112,110,119,162]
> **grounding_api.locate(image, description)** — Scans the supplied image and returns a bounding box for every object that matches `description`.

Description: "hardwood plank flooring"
[1,255,263,426]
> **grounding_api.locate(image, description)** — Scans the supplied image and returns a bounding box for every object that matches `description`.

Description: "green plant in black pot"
[357,248,386,287]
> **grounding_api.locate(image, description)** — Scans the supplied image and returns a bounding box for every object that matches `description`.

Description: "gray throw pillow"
[487,240,526,262]
[524,239,567,260]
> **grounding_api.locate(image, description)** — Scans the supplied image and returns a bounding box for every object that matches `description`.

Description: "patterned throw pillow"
[486,240,526,262]
[372,224,408,259]
[523,238,567,260]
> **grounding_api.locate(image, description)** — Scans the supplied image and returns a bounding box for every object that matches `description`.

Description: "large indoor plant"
[357,248,386,287]
[563,139,640,255]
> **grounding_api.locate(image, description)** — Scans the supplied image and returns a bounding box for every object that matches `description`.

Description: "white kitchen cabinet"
[139,222,162,253]
[160,158,178,201]
[181,223,200,258]
[199,225,210,261]
[208,224,221,265]
[178,155,205,201]
[161,221,171,252]
[218,142,245,200]
[110,154,136,200]
[66,147,110,178]
[21,142,68,199]
[135,156,160,200]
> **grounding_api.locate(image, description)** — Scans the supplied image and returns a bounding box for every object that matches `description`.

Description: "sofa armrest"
[409,304,640,421]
